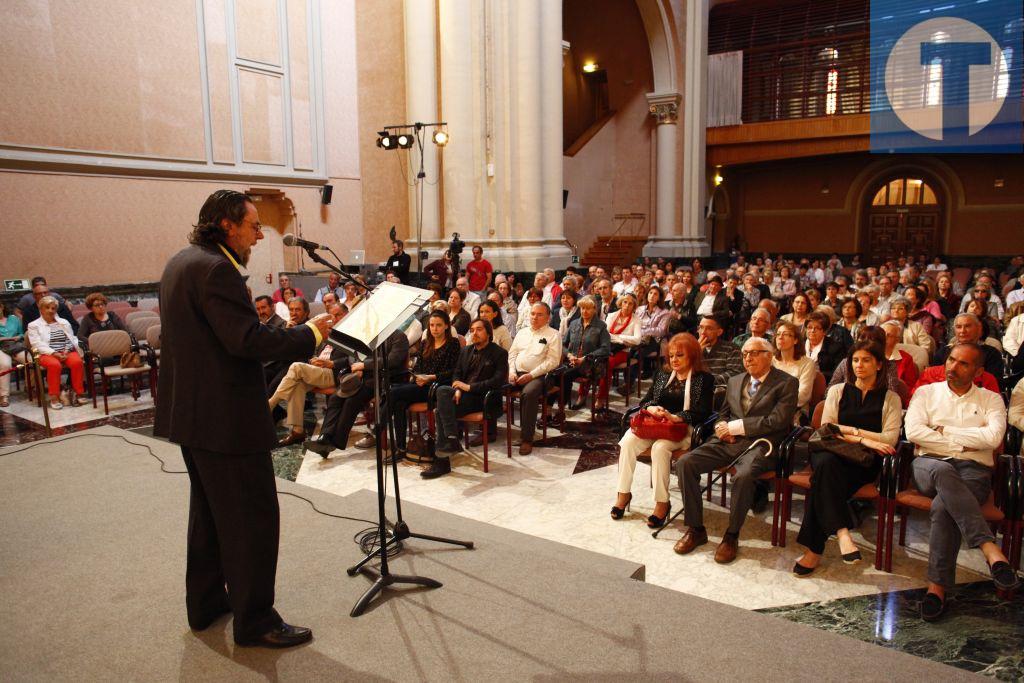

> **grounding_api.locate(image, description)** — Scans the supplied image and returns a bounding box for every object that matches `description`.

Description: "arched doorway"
[863,175,944,263]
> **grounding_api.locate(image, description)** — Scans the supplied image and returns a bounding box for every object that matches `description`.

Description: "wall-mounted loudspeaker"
[321,184,334,205]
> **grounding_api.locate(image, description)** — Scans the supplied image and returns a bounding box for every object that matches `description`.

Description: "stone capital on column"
[646,92,681,125]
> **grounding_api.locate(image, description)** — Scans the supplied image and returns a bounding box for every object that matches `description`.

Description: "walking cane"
[652,437,774,539]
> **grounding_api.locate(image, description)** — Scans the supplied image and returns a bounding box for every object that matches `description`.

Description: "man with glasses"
[673,337,799,564]
[156,190,332,649]
[272,273,305,304]
[934,313,1004,378]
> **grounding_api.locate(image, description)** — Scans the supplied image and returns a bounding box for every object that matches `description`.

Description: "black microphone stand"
[301,245,473,617]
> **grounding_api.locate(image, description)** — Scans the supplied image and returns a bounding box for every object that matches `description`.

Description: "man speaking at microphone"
[156,190,332,648]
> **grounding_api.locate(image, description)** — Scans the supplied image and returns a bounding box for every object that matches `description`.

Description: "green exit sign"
[571,255,580,264]
[4,279,30,292]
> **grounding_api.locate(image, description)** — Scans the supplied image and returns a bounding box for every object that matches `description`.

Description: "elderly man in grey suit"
[673,337,799,564]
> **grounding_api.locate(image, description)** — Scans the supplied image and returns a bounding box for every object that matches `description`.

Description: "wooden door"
[867,210,940,263]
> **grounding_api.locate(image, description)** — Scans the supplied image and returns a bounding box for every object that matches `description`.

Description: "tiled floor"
[2,386,1020,678]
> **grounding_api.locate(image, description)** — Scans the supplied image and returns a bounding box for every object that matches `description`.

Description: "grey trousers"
[912,457,994,588]
[517,377,545,442]
[674,438,776,535]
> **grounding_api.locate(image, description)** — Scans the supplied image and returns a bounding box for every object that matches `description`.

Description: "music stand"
[328,281,474,617]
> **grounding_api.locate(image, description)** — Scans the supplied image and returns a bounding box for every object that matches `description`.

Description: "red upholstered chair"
[882,447,1019,595]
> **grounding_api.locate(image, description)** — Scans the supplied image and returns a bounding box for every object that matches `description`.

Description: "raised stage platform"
[0,426,977,680]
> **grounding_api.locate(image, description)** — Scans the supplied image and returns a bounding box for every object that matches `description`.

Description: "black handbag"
[808,423,876,467]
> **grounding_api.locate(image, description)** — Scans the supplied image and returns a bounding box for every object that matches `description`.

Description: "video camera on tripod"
[448,232,465,285]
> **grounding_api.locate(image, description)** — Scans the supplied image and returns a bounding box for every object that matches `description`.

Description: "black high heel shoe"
[646,502,671,528]
[610,492,632,520]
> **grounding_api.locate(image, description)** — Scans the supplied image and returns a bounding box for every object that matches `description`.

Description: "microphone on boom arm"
[283,233,327,251]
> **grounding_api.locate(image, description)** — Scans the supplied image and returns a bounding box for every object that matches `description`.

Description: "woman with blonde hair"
[772,321,816,417]
[26,296,85,409]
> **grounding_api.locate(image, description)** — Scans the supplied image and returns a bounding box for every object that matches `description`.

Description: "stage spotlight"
[432,130,449,146]
[376,133,398,150]
[396,133,414,149]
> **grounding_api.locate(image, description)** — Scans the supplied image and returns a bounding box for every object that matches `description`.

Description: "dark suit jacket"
[813,337,847,379]
[264,314,287,329]
[693,291,732,323]
[718,366,799,447]
[154,244,317,454]
[453,342,508,395]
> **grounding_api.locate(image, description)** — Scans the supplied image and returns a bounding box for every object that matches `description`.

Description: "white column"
[645,93,681,245]
[679,0,711,255]
[439,0,480,257]
[404,0,441,259]
[539,0,571,264]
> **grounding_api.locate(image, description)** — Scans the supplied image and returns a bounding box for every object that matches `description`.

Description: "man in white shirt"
[904,343,1018,621]
[507,303,563,454]
[455,277,481,318]
[613,269,638,297]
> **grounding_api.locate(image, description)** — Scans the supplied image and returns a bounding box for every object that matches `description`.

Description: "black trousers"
[796,449,880,554]
[181,446,282,643]
[390,382,432,449]
[321,385,373,448]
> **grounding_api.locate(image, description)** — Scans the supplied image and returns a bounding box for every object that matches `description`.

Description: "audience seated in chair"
[478,300,511,351]
[561,297,611,411]
[271,273,304,303]
[614,333,713,528]
[792,341,901,576]
[804,312,845,379]
[507,302,563,455]
[0,300,28,408]
[880,320,920,391]
[390,311,460,457]
[904,343,1018,621]
[697,315,743,388]
[77,292,128,354]
[933,313,1004,378]
[772,321,816,418]
[18,279,80,335]
[424,319,508,479]
[303,329,410,458]
[26,295,86,410]
[673,337,799,564]
[267,303,350,446]
[255,295,287,328]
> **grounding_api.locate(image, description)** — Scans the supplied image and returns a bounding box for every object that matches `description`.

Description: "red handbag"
[630,409,689,442]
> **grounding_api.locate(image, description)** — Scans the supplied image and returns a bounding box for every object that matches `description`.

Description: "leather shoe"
[238,622,313,648]
[673,527,708,555]
[518,441,533,455]
[421,456,452,479]
[714,535,739,564]
[277,431,306,447]
[303,436,334,458]
[354,434,376,449]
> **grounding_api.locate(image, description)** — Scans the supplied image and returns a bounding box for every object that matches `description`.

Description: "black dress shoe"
[919,592,945,622]
[238,622,313,648]
[303,436,335,458]
[420,456,451,479]
[989,561,1021,591]
[569,398,588,411]
[277,431,306,447]
[792,561,816,577]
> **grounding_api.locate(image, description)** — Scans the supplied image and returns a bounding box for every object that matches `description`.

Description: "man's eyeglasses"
[741,350,770,358]
[242,219,263,234]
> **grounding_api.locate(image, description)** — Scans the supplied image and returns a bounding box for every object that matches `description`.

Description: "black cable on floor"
[0,432,378,527]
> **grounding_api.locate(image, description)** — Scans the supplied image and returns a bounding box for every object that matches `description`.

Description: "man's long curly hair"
[189,190,253,248]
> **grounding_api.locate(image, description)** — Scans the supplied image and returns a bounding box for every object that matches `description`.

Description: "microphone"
[283,233,326,251]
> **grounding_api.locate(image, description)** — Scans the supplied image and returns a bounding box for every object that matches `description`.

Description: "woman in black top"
[391,311,461,454]
[793,341,901,575]
[77,292,128,352]
[606,335,712,528]
[613,333,714,528]
[447,288,472,337]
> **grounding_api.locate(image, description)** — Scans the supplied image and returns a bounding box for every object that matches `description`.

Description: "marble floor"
[2,386,1020,678]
